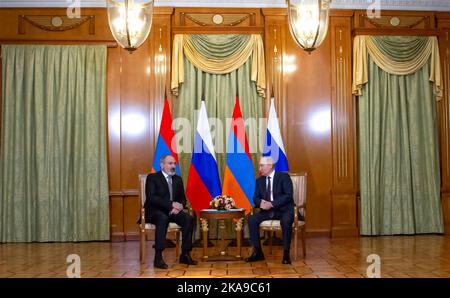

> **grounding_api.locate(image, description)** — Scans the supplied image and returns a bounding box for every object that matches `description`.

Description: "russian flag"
[222,97,255,214]
[263,97,289,171]
[151,98,181,175]
[186,101,222,214]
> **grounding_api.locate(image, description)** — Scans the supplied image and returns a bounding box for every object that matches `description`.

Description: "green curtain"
[174,35,264,238]
[371,36,430,63]
[174,35,263,185]
[358,37,444,235]
[0,45,109,242]
[189,34,251,59]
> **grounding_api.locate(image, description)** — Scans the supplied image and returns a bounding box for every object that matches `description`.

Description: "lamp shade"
[107,0,154,52]
[287,0,330,52]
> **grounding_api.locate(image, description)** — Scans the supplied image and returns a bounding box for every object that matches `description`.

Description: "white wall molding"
[0,0,287,8]
[0,0,449,11]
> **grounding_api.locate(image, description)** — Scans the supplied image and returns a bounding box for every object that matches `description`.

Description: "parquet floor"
[1,235,449,278]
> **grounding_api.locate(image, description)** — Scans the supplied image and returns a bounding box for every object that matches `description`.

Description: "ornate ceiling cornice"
[331,0,450,11]
[0,0,287,8]
[0,0,449,11]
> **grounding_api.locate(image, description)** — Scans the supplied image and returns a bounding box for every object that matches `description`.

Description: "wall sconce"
[106,0,154,52]
[287,0,331,53]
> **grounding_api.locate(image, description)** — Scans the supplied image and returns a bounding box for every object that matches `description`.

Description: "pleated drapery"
[353,36,444,235]
[171,34,266,239]
[353,35,442,99]
[0,45,109,242]
[171,34,266,98]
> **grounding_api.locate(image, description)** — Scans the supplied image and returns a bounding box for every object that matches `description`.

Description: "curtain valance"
[352,35,442,100]
[171,34,266,98]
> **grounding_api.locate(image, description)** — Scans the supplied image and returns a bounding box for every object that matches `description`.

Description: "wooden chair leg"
[140,230,146,264]
[268,231,273,255]
[175,230,180,258]
[294,227,298,261]
[301,227,306,258]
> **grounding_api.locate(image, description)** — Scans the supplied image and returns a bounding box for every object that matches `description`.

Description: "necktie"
[265,176,271,201]
[167,176,173,201]
[266,176,274,218]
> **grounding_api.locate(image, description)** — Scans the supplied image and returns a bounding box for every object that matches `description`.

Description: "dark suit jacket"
[144,171,187,221]
[253,171,294,214]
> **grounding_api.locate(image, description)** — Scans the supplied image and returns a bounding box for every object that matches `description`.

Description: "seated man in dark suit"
[145,155,198,269]
[246,156,294,264]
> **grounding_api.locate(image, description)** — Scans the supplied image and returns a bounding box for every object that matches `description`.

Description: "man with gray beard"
[145,155,197,269]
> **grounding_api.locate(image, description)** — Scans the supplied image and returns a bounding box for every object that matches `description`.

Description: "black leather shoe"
[179,253,198,265]
[245,251,265,262]
[282,253,291,265]
[154,258,169,269]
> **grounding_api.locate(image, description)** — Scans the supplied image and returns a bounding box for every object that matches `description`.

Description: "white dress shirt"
[265,170,275,201]
[162,170,170,181]
[162,171,173,201]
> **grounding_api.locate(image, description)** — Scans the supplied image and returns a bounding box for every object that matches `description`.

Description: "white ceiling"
[0,0,450,11]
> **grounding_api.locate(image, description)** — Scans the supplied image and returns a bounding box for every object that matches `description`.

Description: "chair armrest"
[187,207,194,217]
[296,203,306,222]
[250,207,262,215]
[178,207,195,217]
[139,207,193,224]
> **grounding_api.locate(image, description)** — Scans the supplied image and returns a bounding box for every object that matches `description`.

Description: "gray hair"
[259,156,275,166]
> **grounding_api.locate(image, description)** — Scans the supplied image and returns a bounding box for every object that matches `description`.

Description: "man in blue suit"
[246,156,294,264]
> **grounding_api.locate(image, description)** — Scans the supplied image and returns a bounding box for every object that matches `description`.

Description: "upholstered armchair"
[258,172,307,260]
[138,174,193,263]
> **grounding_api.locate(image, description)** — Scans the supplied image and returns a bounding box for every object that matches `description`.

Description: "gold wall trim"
[364,15,430,29]
[445,33,450,178]
[19,15,95,35]
[184,13,253,27]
